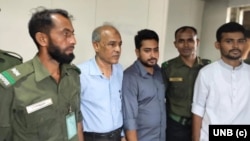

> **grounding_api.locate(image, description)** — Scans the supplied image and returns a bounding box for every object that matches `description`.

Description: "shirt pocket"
[12,100,57,137]
[168,81,187,100]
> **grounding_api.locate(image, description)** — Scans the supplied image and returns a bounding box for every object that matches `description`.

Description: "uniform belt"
[84,127,122,139]
[169,113,191,126]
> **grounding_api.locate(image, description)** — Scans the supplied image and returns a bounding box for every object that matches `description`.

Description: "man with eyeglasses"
[0,7,83,141]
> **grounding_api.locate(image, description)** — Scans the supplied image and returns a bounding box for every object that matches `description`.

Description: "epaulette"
[0,63,33,88]
[3,50,23,62]
[244,58,250,65]
[65,63,81,74]
[201,59,211,66]
[161,61,168,69]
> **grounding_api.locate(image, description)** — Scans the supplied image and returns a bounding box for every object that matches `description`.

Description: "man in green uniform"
[243,30,250,64]
[0,7,83,141]
[0,49,22,72]
[161,26,210,141]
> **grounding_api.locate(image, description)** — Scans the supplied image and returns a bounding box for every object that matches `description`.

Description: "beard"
[139,58,157,67]
[223,49,242,60]
[48,40,75,64]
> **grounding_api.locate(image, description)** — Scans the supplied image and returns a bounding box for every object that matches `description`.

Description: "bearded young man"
[192,22,250,141]
[122,29,166,141]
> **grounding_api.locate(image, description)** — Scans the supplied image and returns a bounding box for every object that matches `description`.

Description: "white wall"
[0,0,50,62]
[93,0,169,68]
[0,0,169,69]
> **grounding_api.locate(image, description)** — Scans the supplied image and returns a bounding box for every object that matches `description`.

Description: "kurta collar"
[218,59,243,70]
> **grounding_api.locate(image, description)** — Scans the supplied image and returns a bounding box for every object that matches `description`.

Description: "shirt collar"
[32,55,51,82]
[32,55,71,82]
[135,59,160,77]
[89,57,109,76]
[175,56,204,68]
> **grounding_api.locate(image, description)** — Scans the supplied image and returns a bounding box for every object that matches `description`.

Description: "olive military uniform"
[0,49,22,72]
[244,58,250,64]
[0,55,82,141]
[161,56,210,141]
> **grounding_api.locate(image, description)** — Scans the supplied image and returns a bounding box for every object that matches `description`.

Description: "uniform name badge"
[66,112,77,140]
[169,77,183,82]
[26,98,53,114]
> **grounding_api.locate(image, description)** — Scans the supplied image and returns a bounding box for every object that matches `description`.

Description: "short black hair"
[134,29,159,49]
[216,22,246,42]
[174,26,197,39]
[245,29,250,39]
[28,7,73,48]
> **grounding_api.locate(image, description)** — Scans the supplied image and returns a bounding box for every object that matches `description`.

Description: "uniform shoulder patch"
[201,59,211,66]
[161,61,168,69]
[72,64,81,74]
[0,62,33,88]
[65,63,81,74]
[161,57,177,69]
[244,58,250,65]
[3,50,23,62]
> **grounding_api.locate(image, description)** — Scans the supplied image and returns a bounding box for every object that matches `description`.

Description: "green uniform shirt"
[0,55,82,141]
[161,56,210,118]
[0,49,22,72]
[244,58,250,64]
